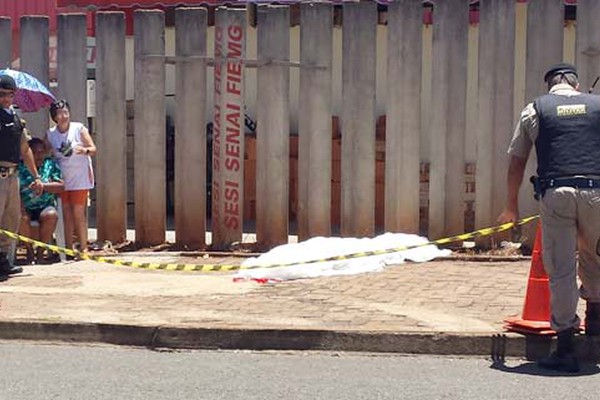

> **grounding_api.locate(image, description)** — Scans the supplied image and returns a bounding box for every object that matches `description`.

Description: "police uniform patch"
[556,104,586,117]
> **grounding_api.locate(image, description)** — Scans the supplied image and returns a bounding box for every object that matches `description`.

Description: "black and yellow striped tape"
[0,215,538,272]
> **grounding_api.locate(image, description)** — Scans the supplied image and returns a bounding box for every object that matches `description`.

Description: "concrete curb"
[0,320,532,357]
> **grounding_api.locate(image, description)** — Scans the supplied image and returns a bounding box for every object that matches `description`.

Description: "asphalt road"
[1,342,599,400]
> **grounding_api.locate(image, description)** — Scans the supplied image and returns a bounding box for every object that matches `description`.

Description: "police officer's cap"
[544,63,578,83]
[0,74,17,91]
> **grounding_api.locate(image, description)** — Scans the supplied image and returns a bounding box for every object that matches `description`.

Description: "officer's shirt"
[508,83,581,159]
[0,106,27,167]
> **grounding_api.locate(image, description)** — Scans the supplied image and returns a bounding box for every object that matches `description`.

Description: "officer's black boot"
[0,252,9,280]
[0,254,7,281]
[585,302,600,336]
[538,328,580,373]
[0,252,22,276]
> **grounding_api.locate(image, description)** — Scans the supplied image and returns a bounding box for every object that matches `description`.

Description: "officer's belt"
[0,166,17,179]
[540,177,600,190]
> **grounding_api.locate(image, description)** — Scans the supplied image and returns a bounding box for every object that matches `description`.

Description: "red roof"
[0,0,583,34]
[57,0,221,8]
[0,0,61,32]
[58,0,579,27]
[59,0,578,6]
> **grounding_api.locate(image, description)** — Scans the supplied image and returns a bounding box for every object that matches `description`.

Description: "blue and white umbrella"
[0,68,55,112]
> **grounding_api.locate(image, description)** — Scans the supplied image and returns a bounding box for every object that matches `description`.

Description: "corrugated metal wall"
[0,0,58,32]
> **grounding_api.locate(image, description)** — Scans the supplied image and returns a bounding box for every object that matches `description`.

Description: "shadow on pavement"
[489,360,600,377]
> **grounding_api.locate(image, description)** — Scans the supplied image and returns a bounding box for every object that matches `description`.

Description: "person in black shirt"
[0,74,43,279]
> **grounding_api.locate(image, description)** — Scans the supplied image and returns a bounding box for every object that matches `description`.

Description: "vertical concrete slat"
[341,2,376,237]
[576,0,600,92]
[20,16,49,138]
[298,3,332,241]
[0,18,11,68]
[421,24,433,164]
[57,13,87,124]
[428,0,469,239]
[521,0,563,243]
[476,0,515,235]
[134,10,166,246]
[212,8,246,249]
[96,12,127,244]
[385,0,421,234]
[175,8,207,249]
[256,5,290,248]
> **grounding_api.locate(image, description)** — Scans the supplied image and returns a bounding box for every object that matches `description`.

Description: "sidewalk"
[1,251,566,357]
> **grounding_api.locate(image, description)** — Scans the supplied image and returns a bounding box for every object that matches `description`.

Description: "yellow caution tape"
[0,215,538,272]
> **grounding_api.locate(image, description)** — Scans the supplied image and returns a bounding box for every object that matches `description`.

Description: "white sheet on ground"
[234,233,451,282]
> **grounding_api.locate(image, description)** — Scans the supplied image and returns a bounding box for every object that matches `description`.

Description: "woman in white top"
[45,100,96,252]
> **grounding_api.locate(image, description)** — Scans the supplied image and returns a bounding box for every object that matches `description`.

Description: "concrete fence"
[1,0,597,250]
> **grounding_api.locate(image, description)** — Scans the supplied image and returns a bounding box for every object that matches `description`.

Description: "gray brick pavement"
[0,258,537,331]
[0,256,587,355]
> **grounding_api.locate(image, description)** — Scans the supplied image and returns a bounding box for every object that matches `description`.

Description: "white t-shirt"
[47,122,94,191]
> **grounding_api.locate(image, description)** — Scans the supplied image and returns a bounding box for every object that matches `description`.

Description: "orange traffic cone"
[504,223,554,335]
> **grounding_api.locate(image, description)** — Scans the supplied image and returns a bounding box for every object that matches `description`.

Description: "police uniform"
[0,75,29,277]
[507,63,600,371]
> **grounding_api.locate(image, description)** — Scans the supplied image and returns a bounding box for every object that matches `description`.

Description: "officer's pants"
[0,174,20,257]
[540,186,600,332]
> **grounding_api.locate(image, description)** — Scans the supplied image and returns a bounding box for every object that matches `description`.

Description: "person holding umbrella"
[0,74,43,280]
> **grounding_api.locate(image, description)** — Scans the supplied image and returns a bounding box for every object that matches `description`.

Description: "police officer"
[498,63,600,372]
[0,74,43,280]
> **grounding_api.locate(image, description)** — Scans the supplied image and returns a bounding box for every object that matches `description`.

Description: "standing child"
[45,100,96,252]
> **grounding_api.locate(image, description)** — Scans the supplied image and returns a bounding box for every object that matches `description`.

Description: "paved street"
[2,342,599,400]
